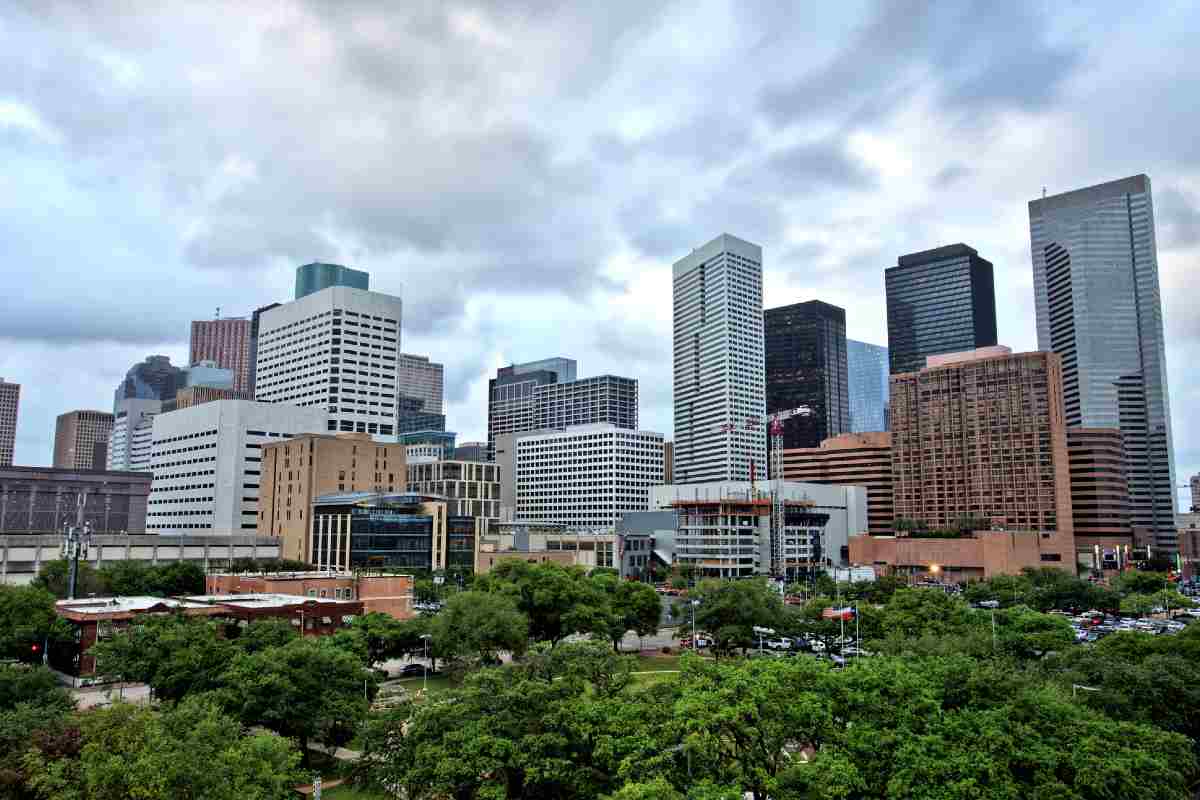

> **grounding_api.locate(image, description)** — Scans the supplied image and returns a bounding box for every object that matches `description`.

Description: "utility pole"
[62,490,92,600]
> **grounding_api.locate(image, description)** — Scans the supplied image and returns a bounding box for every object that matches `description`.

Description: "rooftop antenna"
[1042,186,1047,199]
[215,306,221,319]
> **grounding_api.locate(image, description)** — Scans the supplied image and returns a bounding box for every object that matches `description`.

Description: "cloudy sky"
[2,1,1197,506]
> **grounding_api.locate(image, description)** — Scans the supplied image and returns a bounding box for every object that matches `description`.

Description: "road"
[72,682,151,709]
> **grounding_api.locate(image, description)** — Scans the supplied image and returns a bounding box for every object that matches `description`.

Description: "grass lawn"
[631,653,682,672]
[389,675,454,695]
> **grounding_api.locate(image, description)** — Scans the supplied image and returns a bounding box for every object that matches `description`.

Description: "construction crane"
[717,406,813,574]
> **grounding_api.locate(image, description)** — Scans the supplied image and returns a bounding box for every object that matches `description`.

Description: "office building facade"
[782,432,894,536]
[295,262,369,299]
[398,354,444,416]
[454,441,487,462]
[190,318,253,394]
[107,398,161,472]
[246,302,281,397]
[53,411,114,471]
[889,347,1075,568]
[0,466,151,536]
[254,285,403,437]
[407,459,501,520]
[1067,427,1131,573]
[146,400,326,534]
[765,300,849,451]
[310,492,481,572]
[513,424,664,530]
[885,244,998,375]
[486,359,637,460]
[847,340,889,433]
[0,378,18,467]
[672,234,767,483]
[258,431,407,562]
[1029,175,1177,551]
[1191,475,1200,513]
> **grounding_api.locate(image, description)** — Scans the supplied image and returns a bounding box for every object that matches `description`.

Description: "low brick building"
[849,530,1062,583]
[206,571,414,619]
[55,592,362,677]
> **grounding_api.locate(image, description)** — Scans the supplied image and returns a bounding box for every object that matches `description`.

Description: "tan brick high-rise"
[889,347,1075,570]
[1067,427,1131,570]
[258,432,407,563]
[782,432,893,535]
[53,410,115,471]
[190,318,252,394]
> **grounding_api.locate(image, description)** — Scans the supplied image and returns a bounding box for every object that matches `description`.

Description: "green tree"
[681,579,784,658]
[349,611,411,667]
[431,590,528,666]
[1113,569,1170,595]
[22,698,299,800]
[593,573,661,651]
[88,614,234,702]
[0,664,73,713]
[148,561,205,595]
[480,561,606,646]
[674,655,833,800]
[0,585,71,661]
[95,561,154,596]
[233,618,298,654]
[216,636,372,764]
[994,606,1074,660]
[32,560,103,600]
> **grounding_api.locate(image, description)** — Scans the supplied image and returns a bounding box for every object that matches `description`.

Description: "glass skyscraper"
[847,339,889,433]
[294,262,369,299]
[1029,174,1177,551]
[764,300,849,450]
[885,244,998,375]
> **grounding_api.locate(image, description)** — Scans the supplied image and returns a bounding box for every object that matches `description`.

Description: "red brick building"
[206,571,414,619]
[190,318,252,394]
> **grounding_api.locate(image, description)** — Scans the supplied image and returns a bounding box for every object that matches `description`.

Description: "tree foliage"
[88,614,235,702]
[0,586,72,662]
[432,590,528,666]
[21,698,299,800]
[477,561,606,646]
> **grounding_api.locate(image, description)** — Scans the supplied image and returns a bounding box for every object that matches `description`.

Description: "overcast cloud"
[2,1,1197,507]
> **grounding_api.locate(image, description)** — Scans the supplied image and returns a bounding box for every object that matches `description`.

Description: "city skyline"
[1,4,1197,508]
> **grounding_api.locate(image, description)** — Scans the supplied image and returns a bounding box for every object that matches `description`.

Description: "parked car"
[679,635,713,649]
[765,637,793,651]
[399,664,430,677]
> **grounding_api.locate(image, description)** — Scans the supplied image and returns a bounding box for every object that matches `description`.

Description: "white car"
[765,637,793,650]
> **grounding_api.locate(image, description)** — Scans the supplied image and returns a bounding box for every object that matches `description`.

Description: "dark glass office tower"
[113,355,187,411]
[765,300,849,450]
[885,244,997,375]
[1030,174,1177,552]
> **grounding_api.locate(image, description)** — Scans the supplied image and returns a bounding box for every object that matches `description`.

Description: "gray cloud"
[760,0,1083,126]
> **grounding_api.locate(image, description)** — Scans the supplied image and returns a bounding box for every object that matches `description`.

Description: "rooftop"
[183,593,352,608]
[57,596,211,615]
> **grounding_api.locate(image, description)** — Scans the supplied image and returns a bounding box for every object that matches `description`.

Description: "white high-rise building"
[254,285,402,438]
[108,398,161,472]
[511,424,665,530]
[398,353,444,416]
[672,234,766,483]
[146,400,327,534]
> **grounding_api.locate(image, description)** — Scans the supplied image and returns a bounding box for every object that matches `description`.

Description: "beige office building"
[258,432,407,562]
[782,432,893,535]
[53,410,114,471]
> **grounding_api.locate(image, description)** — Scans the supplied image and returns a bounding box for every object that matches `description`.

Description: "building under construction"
[649,481,867,579]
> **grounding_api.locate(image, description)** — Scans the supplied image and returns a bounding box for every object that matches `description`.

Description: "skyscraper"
[107,398,161,472]
[885,244,998,375]
[764,300,849,450]
[54,410,115,470]
[486,358,636,460]
[254,284,403,438]
[113,355,186,411]
[0,378,18,467]
[295,262,369,299]
[246,302,281,397]
[398,354,444,416]
[1029,175,1177,551]
[190,318,252,394]
[672,233,766,483]
[847,339,889,432]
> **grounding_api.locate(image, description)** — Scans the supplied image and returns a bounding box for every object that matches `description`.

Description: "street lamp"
[420,634,432,692]
[690,599,700,650]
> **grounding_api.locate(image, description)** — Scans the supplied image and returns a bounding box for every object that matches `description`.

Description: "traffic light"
[30,643,39,654]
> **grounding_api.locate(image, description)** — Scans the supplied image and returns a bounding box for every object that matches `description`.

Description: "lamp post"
[690,599,700,650]
[420,633,432,692]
